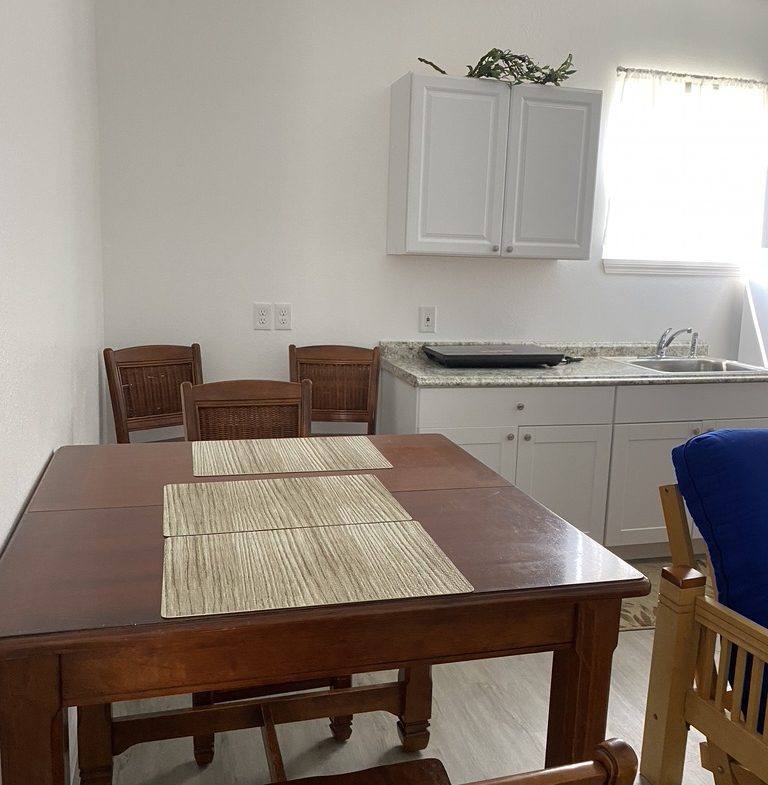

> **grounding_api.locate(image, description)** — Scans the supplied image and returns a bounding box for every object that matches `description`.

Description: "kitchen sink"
[622,357,768,374]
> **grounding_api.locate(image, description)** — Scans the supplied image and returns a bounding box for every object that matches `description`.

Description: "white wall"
[96,0,768,386]
[0,0,103,543]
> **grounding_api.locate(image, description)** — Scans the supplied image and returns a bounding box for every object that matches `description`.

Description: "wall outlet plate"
[275,303,292,330]
[418,305,436,333]
[253,302,273,330]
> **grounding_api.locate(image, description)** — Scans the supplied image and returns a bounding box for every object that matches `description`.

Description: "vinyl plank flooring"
[109,631,711,785]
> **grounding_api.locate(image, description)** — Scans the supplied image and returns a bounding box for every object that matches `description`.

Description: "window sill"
[602,258,742,277]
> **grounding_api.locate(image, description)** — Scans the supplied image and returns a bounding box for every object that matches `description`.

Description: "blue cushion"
[672,429,768,728]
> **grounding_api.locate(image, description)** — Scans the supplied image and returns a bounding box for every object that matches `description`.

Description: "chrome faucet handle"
[689,331,699,358]
[655,327,674,357]
[656,327,693,358]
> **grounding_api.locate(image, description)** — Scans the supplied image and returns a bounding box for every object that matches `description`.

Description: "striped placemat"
[192,436,392,477]
[161,520,473,618]
[163,474,411,537]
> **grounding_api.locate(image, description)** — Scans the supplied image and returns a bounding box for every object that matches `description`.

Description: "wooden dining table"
[0,434,649,785]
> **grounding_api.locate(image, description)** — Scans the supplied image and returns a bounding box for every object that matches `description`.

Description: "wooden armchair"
[104,343,203,442]
[641,477,768,785]
[289,345,380,434]
[181,379,312,440]
[279,739,637,785]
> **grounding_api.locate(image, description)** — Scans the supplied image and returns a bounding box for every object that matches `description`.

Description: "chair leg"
[640,573,704,785]
[328,675,353,742]
[192,691,215,765]
[78,704,114,785]
[261,705,287,782]
[397,665,432,752]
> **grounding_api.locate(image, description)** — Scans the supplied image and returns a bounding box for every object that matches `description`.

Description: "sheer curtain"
[603,68,768,272]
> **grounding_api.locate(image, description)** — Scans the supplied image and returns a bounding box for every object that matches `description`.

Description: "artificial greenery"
[418,48,576,86]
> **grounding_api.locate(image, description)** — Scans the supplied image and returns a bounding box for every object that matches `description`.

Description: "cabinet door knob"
[523,433,532,441]
[506,433,516,441]
[692,428,701,435]
[516,403,525,410]
[506,245,514,253]
[491,245,499,252]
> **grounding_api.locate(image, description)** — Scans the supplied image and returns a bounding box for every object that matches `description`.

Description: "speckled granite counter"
[380,341,768,388]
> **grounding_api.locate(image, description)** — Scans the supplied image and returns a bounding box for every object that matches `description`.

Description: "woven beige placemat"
[192,435,392,477]
[163,474,411,537]
[162,520,473,618]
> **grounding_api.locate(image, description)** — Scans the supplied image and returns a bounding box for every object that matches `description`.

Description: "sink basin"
[623,358,767,374]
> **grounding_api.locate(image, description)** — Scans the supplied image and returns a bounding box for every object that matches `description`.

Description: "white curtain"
[603,69,768,266]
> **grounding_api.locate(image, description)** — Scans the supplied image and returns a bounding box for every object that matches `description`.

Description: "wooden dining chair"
[103,344,203,443]
[181,379,312,441]
[641,429,768,785]
[289,345,380,434]
[176,375,362,775]
[277,739,637,785]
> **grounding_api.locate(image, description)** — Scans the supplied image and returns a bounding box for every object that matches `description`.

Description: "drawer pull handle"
[692,428,701,436]
[492,245,500,252]
[523,433,532,441]
[506,433,516,441]
[506,246,514,253]
[516,403,525,411]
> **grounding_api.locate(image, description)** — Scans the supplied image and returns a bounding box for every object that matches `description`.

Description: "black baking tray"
[423,344,566,368]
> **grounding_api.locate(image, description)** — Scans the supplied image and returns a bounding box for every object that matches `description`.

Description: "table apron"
[61,599,578,705]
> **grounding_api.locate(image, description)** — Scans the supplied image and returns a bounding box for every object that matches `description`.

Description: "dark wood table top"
[26,434,510,512]
[0,435,648,643]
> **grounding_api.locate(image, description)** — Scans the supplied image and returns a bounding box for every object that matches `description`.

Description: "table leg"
[0,655,68,785]
[192,691,215,764]
[397,665,432,752]
[545,598,621,767]
[78,704,114,784]
[328,675,353,741]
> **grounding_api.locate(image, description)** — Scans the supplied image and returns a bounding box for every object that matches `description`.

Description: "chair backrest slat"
[104,344,203,443]
[289,345,380,434]
[181,379,312,441]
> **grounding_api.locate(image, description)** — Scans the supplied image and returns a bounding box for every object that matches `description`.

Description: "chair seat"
[283,759,451,785]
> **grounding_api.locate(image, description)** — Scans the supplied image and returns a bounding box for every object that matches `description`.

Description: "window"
[602,67,768,275]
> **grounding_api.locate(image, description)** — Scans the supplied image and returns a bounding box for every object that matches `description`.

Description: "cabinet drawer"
[615,383,768,424]
[418,386,614,428]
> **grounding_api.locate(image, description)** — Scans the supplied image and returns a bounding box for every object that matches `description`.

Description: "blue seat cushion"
[672,428,768,728]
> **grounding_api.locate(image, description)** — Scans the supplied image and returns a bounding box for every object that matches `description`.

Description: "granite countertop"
[379,342,768,388]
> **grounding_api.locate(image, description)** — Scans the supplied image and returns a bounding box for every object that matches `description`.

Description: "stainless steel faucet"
[655,327,693,358]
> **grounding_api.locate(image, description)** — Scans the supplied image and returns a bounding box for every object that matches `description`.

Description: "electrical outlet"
[253,302,273,330]
[274,303,292,330]
[418,305,436,333]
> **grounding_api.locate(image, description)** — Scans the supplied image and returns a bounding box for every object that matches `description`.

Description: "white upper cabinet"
[502,86,601,259]
[387,73,601,259]
[388,73,509,256]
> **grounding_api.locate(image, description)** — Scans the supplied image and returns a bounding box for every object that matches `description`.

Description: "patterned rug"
[621,558,708,631]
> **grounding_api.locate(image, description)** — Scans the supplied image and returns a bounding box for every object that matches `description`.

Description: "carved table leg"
[397,665,432,752]
[192,691,215,765]
[78,704,114,784]
[0,655,68,785]
[328,675,353,742]
[546,599,620,767]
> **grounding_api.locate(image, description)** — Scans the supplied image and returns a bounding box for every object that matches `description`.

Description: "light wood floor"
[109,630,710,785]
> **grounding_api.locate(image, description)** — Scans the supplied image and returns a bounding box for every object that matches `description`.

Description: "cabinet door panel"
[502,86,600,260]
[515,425,611,541]
[418,426,517,482]
[606,422,701,546]
[405,75,509,255]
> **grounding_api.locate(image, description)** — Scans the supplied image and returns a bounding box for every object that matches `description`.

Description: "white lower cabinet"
[704,417,768,432]
[419,426,518,482]
[382,373,768,550]
[515,425,612,541]
[604,422,702,547]
[605,417,768,547]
